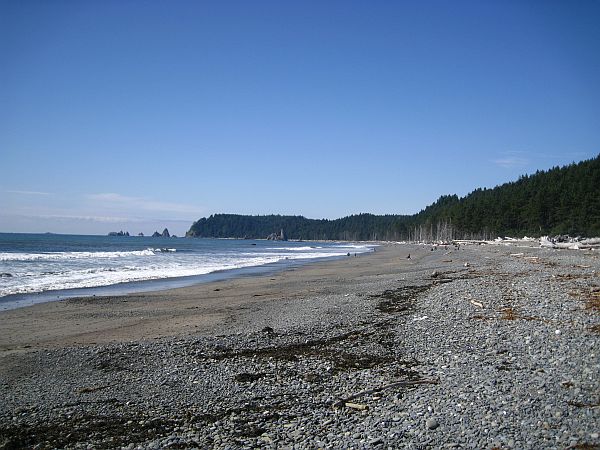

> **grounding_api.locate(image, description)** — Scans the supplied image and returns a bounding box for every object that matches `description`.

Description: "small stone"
[425,418,439,430]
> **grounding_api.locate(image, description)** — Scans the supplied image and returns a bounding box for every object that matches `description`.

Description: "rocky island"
[152,228,171,238]
[108,231,130,237]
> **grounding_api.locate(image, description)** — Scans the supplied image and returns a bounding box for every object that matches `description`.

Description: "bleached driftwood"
[333,379,439,409]
[344,402,368,410]
[540,236,600,250]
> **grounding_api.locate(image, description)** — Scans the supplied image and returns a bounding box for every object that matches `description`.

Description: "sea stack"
[266,228,288,241]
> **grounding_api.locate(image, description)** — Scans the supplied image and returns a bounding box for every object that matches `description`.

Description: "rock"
[266,229,287,241]
[0,273,13,278]
[426,418,439,430]
[234,373,265,383]
[151,229,171,237]
[108,230,129,237]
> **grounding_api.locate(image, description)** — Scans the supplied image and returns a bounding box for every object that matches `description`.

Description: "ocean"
[0,233,373,310]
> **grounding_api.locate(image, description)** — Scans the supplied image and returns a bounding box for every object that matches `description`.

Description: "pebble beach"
[1,243,599,449]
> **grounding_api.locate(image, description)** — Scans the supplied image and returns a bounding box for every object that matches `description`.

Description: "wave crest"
[0,249,157,261]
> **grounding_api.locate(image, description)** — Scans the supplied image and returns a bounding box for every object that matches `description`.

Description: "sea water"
[0,233,373,310]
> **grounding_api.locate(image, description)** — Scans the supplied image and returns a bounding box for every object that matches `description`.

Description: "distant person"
[407,254,411,259]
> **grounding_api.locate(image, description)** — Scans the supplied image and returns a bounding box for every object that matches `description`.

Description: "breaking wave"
[0,249,169,262]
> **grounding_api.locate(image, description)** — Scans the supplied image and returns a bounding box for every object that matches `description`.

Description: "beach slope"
[0,244,598,449]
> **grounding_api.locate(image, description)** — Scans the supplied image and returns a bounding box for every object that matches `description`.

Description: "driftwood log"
[333,378,439,409]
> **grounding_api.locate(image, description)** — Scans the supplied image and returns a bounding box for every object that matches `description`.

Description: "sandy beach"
[1,243,599,449]
[0,245,403,352]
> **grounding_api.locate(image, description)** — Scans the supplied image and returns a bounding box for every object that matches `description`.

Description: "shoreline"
[1,243,598,448]
[0,243,392,352]
[0,248,374,312]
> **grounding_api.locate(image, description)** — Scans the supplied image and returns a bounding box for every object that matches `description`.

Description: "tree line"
[187,155,600,241]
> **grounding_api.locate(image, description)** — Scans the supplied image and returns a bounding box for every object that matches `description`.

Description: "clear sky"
[1,1,599,236]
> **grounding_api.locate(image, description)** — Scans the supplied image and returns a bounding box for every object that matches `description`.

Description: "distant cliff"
[187,155,600,240]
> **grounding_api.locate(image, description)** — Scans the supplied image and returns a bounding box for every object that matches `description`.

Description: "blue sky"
[1,1,599,235]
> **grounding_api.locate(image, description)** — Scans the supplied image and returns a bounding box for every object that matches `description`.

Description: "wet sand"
[0,244,417,352]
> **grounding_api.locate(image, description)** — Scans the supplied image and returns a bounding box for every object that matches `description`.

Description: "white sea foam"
[0,256,283,297]
[0,240,374,300]
[334,244,373,249]
[266,246,323,251]
[0,249,157,261]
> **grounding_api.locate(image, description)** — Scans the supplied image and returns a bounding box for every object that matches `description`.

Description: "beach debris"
[541,236,600,250]
[431,270,440,278]
[261,326,275,335]
[501,307,518,320]
[76,384,115,394]
[333,379,440,409]
[464,262,470,267]
[0,273,12,277]
[470,299,484,308]
[373,284,433,314]
[413,315,428,321]
[344,402,368,411]
[570,286,600,312]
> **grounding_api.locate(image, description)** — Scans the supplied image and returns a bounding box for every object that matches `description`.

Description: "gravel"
[0,243,599,449]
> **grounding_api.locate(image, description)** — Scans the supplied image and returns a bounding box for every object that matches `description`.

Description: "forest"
[187,155,600,241]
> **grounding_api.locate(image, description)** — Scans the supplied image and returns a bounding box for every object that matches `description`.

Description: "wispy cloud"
[87,193,203,215]
[35,214,134,223]
[491,151,530,169]
[5,190,53,196]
